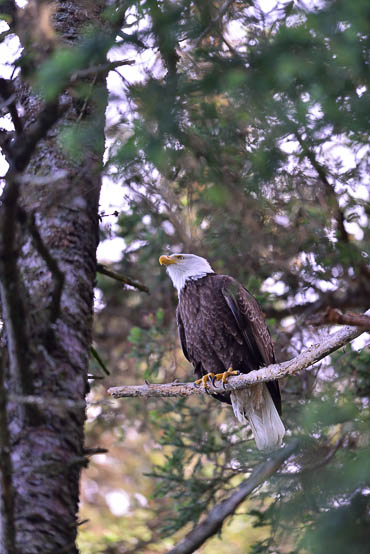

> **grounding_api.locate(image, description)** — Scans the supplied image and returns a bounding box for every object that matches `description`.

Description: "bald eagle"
[159,253,285,450]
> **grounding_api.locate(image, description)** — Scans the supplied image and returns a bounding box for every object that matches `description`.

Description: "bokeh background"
[1,1,369,552]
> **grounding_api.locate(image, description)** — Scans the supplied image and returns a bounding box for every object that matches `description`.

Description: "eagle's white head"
[159,253,214,293]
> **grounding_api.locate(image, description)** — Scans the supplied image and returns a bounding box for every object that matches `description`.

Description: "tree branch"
[97,263,150,294]
[91,345,110,376]
[263,286,370,321]
[108,311,369,399]
[168,440,299,554]
[308,308,370,331]
[69,59,134,82]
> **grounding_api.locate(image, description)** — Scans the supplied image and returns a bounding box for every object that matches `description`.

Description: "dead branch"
[168,440,299,554]
[97,263,150,294]
[69,59,134,82]
[308,308,370,331]
[108,310,369,399]
[263,287,370,321]
[91,345,110,376]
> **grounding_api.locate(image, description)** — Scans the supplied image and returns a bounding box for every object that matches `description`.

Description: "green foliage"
[128,308,168,378]
[81,0,370,551]
[146,397,255,535]
[301,492,370,554]
[36,30,112,100]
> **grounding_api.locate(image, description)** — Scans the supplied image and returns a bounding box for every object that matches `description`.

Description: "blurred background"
[82,1,370,552]
[2,0,369,552]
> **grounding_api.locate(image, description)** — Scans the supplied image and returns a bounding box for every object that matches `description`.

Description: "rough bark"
[0,1,109,552]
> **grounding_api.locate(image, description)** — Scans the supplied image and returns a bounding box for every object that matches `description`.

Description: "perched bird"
[159,253,285,450]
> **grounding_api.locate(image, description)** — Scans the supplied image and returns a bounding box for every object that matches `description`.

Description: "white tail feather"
[230,384,285,450]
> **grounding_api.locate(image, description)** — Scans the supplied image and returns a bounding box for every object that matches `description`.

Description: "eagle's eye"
[175,255,184,260]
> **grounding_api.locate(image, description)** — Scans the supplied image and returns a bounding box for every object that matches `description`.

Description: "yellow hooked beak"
[159,255,178,266]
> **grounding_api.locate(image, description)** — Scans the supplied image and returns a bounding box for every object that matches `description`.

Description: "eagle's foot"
[212,368,240,388]
[194,373,215,389]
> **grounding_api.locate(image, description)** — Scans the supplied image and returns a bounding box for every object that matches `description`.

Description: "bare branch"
[69,59,134,82]
[108,311,369,399]
[168,440,300,554]
[97,263,150,294]
[263,287,370,321]
[83,447,109,457]
[308,308,370,331]
[91,345,110,376]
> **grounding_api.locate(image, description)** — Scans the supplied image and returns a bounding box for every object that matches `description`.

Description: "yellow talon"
[194,368,239,389]
[194,373,215,388]
[213,367,240,385]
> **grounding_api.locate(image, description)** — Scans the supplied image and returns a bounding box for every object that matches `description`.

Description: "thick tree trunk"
[0,1,108,552]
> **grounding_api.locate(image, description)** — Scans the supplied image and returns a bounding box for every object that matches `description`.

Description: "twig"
[97,263,150,294]
[108,311,369,399]
[308,308,370,331]
[83,447,108,456]
[91,345,110,375]
[69,59,134,82]
[168,440,299,554]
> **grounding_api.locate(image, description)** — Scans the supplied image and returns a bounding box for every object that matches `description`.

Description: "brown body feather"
[176,274,281,414]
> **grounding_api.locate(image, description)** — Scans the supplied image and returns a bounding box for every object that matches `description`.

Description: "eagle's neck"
[177,272,212,294]
[167,263,214,294]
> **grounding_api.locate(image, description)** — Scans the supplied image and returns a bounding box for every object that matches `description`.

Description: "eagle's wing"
[177,302,232,404]
[221,278,282,415]
[176,306,190,363]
